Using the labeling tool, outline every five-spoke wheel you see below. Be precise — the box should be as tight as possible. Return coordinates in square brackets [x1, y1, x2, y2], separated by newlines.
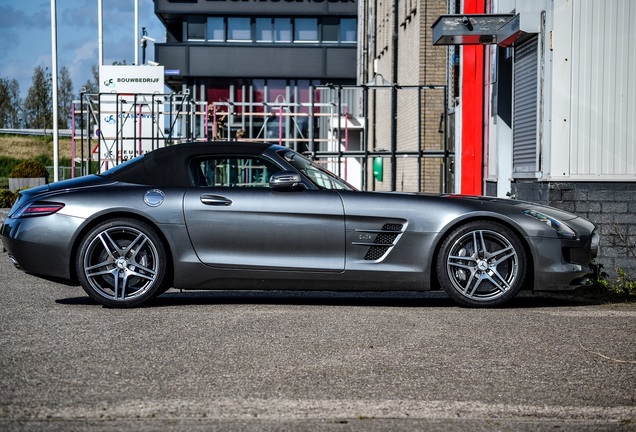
[436, 221, 527, 307]
[76, 218, 168, 307]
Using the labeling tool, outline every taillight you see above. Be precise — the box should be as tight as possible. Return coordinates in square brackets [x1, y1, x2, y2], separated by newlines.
[15, 202, 65, 218]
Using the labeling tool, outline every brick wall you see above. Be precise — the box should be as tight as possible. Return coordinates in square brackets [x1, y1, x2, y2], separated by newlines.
[363, 0, 448, 193]
[511, 181, 636, 280]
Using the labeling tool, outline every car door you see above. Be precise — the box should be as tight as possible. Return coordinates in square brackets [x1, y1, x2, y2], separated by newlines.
[183, 155, 345, 272]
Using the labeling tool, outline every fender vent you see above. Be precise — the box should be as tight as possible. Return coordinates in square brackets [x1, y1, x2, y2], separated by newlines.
[357, 223, 404, 261]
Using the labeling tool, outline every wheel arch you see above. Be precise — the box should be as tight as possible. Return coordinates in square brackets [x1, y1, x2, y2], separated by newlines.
[69, 211, 175, 287]
[428, 215, 535, 292]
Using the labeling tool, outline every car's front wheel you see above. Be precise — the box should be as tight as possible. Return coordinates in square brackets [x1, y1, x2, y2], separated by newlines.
[436, 221, 527, 307]
[76, 218, 168, 307]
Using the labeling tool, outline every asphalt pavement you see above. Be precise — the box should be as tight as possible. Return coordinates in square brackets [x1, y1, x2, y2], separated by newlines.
[0, 238, 635, 431]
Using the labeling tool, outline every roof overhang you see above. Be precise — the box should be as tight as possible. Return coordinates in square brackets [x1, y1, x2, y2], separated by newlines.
[432, 13, 530, 47]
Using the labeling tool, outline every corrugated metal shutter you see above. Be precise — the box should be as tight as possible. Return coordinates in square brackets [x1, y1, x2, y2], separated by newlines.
[512, 36, 539, 173]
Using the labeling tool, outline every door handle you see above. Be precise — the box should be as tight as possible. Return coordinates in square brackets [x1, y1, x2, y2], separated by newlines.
[200, 194, 233, 206]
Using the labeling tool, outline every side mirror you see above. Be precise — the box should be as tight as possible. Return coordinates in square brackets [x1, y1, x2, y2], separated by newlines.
[269, 171, 304, 190]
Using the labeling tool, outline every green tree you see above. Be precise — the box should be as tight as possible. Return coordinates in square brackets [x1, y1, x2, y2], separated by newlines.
[23, 65, 52, 129]
[58, 66, 74, 129]
[79, 64, 99, 96]
[0, 77, 22, 128]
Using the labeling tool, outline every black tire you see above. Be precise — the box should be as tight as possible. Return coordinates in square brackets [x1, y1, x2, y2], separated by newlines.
[76, 218, 169, 308]
[436, 221, 527, 307]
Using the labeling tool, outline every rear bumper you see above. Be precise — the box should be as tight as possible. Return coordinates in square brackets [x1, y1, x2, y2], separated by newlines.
[1, 214, 81, 282]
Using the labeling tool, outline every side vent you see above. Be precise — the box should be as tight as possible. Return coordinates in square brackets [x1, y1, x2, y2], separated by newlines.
[353, 223, 405, 262]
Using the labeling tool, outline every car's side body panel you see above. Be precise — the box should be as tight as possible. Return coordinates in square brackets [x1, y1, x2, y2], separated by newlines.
[182, 187, 346, 272]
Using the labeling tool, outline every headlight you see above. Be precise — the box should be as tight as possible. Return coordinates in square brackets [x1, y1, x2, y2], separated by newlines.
[522, 209, 577, 239]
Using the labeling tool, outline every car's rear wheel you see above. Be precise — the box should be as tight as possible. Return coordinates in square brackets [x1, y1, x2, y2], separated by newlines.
[436, 221, 527, 307]
[76, 218, 168, 307]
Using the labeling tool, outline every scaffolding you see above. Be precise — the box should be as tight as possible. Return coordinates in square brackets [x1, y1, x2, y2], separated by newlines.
[72, 84, 452, 193]
[71, 92, 208, 175]
[204, 84, 452, 192]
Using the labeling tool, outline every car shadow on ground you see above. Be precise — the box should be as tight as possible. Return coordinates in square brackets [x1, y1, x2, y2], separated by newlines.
[56, 289, 595, 309]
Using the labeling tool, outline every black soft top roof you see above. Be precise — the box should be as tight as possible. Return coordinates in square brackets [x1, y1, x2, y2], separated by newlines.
[102, 141, 275, 187]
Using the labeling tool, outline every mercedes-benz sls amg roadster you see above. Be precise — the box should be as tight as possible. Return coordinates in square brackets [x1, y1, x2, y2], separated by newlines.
[1, 142, 599, 308]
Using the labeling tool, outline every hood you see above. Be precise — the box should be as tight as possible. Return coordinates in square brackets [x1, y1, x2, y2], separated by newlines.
[438, 194, 581, 221]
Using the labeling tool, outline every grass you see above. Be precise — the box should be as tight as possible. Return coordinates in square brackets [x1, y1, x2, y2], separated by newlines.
[0, 135, 80, 184]
[0, 135, 74, 160]
[577, 268, 636, 303]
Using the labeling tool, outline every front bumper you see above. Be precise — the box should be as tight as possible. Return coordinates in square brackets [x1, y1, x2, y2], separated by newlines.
[531, 230, 599, 291]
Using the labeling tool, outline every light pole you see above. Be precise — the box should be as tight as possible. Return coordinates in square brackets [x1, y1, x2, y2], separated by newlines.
[50, 0, 59, 182]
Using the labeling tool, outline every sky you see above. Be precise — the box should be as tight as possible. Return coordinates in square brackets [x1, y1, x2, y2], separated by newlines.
[0, 0, 165, 98]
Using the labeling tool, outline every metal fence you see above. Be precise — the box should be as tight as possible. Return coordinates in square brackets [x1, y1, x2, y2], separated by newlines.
[71, 85, 453, 193]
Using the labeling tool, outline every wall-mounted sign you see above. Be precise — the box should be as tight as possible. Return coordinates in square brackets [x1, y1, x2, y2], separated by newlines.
[99, 65, 164, 94]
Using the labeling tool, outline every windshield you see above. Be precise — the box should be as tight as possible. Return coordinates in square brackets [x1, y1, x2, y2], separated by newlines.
[280, 150, 356, 191]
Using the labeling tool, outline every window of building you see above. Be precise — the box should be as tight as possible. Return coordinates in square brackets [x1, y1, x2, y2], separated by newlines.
[340, 19, 356, 43]
[188, 16, 356, 45]
[187, 16, 206, 41]
[207, 17, 225, 41]
[228, 17, 252, 42]
[274, 18, 292, 42]
[321, 18, 339, 43]
[252, 79, 265, 113]
[267, 80, 287, 105]
[255, 18, 273, 42]
[294, 18, 318, 43]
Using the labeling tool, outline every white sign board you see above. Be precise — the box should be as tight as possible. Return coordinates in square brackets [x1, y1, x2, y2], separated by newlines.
[97, 65, 165, 168]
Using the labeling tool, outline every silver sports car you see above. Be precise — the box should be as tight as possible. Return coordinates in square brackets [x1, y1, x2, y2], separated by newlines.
[1, 142, 599, 308]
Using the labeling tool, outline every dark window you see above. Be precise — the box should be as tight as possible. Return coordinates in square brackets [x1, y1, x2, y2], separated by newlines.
[191, 156, 282, 187]
[190, 16, 356, 44]
[321, 18, 339, 42]
[295, 19, 318, 42]
[255, 18, 273, 42]
[187, 16, 206, 41]
[207, 17, 225, 41]
[274, 18, 292, 42]
[228, 17, 251, 41]
[340, 19, 356, 43]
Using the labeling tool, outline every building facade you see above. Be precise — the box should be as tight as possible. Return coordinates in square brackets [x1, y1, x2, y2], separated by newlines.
[360, 0, 450, 192]
[153, 0, 358, 155]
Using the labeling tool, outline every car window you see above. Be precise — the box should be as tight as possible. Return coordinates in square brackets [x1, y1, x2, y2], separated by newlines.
[190, 156, 281, 187]
[99, 155, 144, 176]
[280, 150, 355, 191]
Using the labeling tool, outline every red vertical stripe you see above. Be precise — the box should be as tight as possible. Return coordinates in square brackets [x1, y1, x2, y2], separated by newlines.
[461, 0, 485, 195]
